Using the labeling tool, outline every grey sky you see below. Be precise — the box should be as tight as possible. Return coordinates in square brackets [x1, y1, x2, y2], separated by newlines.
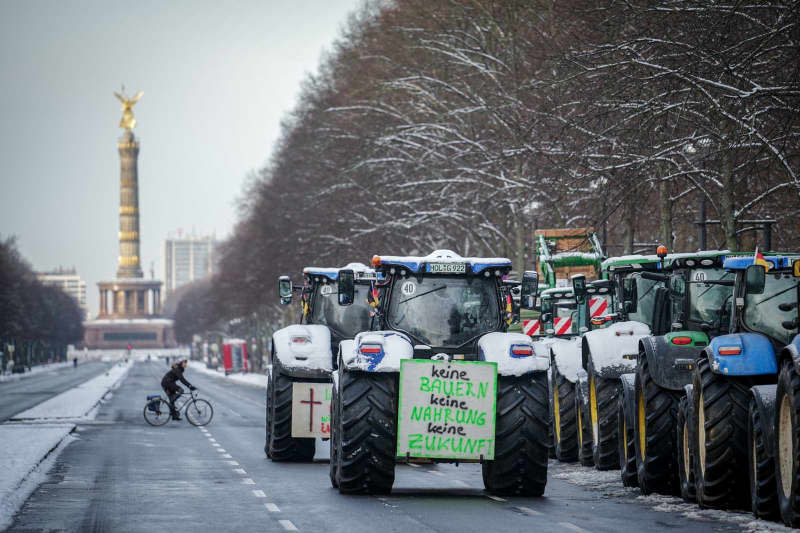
[0, 0, 362, 317]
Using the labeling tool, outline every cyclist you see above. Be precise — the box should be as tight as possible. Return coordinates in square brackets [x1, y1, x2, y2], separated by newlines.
[161, 359, 196, 420]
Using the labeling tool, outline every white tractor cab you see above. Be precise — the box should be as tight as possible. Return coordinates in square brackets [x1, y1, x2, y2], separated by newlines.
[534, 279, 615, 464]
[329, 250, 549, 496]
[267, 263, 376, 462]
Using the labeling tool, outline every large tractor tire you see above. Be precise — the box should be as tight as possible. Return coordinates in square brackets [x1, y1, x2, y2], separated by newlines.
[548, 371, 557, 459]
[329, 383, 340, 488]
[588, 359, 620, 470]
[677, 394, 697, 503]
[748, 393, 778, 520]
[483, 373, 549, 496]
[552, 368, 578, 462]
[338, 369, 397, 494]
[618, 394, 638, 487]
[776, 362, 800, 526]
[634, 356, 680, 495]
[576, 380, 594, 467]
[692, 357, 750, 509]
[266, 368, 315, 461]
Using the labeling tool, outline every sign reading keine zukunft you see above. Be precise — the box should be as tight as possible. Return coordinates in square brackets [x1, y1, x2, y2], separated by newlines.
[397, 359, 497, 460]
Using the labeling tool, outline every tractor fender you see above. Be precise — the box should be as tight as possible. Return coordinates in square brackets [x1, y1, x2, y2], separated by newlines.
[272, 324, 333, 378]
[619, 373, 636, 430]
[478, 332, 549, 376]
[780, 334, 800, 376]
[639, 334, 704, 391]
[549, 336, 583, 383]
[683, 383, 693, 406]
[340, 331, 413, 372]
[704, 333, 777, 376]
[582, 321, 650, 379]
[750, 385, 778, 460]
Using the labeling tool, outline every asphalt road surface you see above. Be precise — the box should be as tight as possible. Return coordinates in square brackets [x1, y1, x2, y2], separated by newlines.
[0, 361, 111, 423]
[8, 361, 756, 532]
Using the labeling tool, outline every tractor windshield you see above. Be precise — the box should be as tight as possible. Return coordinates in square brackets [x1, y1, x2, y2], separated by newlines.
[743, 273, 799, 346]
[689, 268, 733, 325]
[628, 274, 659, 326]
[387, 275, 500, 347]
[312, 283, 372, 338]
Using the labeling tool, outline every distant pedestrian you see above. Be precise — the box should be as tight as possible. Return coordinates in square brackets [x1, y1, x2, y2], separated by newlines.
[73, 357, 78, 368]
[7, 359, 14, 374]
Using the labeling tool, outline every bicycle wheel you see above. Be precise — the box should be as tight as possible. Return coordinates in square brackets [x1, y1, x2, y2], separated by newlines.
[143, 399, 170, 426]
[185, 399, 213, 426]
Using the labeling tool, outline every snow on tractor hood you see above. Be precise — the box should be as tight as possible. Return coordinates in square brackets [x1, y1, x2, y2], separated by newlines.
[582, 321, 651, 376]
[303, 262, 375, 281]
[549, 337, 583, 383]
[341, 331, 414, 372]
[272, 324, 333, 372]
[478, 332, 549, 376]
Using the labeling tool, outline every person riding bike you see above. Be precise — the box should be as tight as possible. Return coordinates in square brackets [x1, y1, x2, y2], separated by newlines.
[161, 359, 196, 420]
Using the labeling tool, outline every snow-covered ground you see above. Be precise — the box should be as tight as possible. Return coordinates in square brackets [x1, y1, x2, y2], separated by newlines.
[0, 424, 76, 530]
[0, 361, 71, 383]
[67, 347, 190, 362]
[549, 461, 794, 532]
[11, 361, 131, 421]
[188, 361, 268, 388]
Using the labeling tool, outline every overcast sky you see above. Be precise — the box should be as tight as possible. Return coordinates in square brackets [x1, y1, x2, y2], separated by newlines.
[0, 0, 362, 317]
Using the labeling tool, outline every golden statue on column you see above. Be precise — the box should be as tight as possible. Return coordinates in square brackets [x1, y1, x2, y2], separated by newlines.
[114, 87, 143, 130]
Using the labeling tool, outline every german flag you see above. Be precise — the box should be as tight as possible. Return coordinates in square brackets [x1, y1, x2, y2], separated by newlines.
[754, 248, 771, 271]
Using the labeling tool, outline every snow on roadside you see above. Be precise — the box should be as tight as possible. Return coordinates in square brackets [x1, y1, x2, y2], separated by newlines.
[0, 424, 75, 530]
[11, 361, 132, 420]
[549, 461, 793, 532]
[188, 361, 268, 389]
[0, 362, 71, 383]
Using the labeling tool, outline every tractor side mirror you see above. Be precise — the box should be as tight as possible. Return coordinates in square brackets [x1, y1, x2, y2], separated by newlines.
[540, 312, 553, 324]
[278, 276, 292, 305]
[338, 269, 355, 306]
[521, 271, 538, 309]
[572, 274, 587, 303]
[745, 264, 766, 295]
[622, 278, 638, 313]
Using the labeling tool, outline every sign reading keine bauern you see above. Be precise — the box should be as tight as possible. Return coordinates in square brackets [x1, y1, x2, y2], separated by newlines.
[397, 359, 497, 460]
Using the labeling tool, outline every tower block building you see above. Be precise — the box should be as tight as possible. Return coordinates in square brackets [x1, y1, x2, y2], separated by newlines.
[83, 89, 175, 349]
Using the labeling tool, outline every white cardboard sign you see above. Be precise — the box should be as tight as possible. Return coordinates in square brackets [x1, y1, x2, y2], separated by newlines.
[397, 360, 497, 460]
[291, 382, 332, 438]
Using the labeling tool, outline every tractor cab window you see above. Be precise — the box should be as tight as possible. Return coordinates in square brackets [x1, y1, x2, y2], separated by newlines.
[743, 273, 799, 346]
[386, 275, 500, 347]
[312, 282, 372, 338]
[689, 268, 733, 330]
[628, 274, 659, 326]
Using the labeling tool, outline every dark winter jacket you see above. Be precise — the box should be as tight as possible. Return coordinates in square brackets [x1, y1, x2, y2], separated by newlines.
[161, 364, 193, 389]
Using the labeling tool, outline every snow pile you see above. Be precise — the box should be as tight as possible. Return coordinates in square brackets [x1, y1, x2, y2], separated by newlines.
[550, 462, 635, 498]
[272, 324, 333, 372]
[11, 361, 131, 420]
[0, 362, 71, 383]
[639, 494, 793, 532]
[582, 321, 650, 375]
[188, 361, 268, 388]
[0, 424, 75, 530]
[550, 337, 583, 382]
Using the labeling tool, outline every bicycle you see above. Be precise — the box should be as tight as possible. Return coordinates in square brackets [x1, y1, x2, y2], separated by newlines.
[143, 390, 213, 427]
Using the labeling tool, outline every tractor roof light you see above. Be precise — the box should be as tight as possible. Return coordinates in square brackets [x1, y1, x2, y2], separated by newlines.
[371, 255, 382, 268]
[657, 245, 668, 259]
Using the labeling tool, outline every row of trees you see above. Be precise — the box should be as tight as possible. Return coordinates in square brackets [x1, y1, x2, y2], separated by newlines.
[176, 0, 800, 340]
[0, 236, 84, 370]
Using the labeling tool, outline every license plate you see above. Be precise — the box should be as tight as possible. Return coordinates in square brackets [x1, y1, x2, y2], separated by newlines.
[428, 263, 466, 274]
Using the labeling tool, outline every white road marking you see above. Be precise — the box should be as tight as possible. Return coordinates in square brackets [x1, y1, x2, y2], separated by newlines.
[242, 478, 256, 485]
[234, 468, 247, 475]
[559, 522, 592, 533]
[208, 438, 216, 442]
[252, 489, 266, 498]
[406, 463, 420, 468]
[222, 454, 233, 458]
[453, 480, 470, 487]
[430, 471, 445, 476]
[487, 495, 507, 502]
[279, 520, 298, 531]
[216, 449, 226, 453]
[265, 503, 280, 512]
[516, 506, 542, 516]
[212, 443, 221, 447]
[225, 460, 239, 465]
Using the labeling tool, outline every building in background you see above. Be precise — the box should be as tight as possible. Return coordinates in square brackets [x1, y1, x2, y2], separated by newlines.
[164, 232, 218, 298]
[37, 267, 88, 318]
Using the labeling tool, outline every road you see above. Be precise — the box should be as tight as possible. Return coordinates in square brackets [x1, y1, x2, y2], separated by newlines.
[0, 361, 111, 422]
[8, 360, 758, 532]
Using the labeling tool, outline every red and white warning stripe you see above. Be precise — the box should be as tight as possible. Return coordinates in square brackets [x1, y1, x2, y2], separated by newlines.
[554, 317, 572, 335]
[590, 297, 608, 318]
[523, 319, 540, 336]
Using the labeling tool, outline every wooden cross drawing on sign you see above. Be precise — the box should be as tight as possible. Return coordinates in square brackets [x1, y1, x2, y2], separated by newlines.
[300, 388, 322, 432]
